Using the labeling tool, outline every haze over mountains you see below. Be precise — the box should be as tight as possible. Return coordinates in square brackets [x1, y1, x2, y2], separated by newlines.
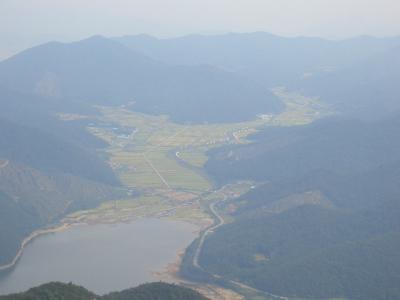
[0, 32, 400, 300]
[116, 33, 400, 84]
[116, 32, 400, 120]
[2, 33, 400, 123]
[0, 36, 282, 124]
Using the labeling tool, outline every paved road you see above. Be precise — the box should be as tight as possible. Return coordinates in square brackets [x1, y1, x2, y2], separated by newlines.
[193, 194, 227, 269]
[192, 190, 289, 300]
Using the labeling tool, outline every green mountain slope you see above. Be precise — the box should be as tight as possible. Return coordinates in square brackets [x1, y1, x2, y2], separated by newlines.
[0, 160, 121, 266]
[0, 118, 117, 185]
[198, 114, 400, 300]
[205, 116, 400, 184]
[0, 90, 121, 267]
[200, 201, 400, 299]
[0, 86, 103, 150]
[302, 45, 400, 120]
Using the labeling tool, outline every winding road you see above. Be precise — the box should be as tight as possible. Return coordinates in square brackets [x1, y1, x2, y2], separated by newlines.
[192, 191, 289, 300]
[193, 194, 227, 269]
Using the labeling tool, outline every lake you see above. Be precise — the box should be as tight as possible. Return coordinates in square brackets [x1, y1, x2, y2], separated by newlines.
[0, 218, 198, 295]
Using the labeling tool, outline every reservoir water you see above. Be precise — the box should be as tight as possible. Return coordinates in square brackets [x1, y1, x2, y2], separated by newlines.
[0, 218, 198, 295]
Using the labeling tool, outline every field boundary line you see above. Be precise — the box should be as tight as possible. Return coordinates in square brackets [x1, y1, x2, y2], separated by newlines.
[142, 153, 171, 189]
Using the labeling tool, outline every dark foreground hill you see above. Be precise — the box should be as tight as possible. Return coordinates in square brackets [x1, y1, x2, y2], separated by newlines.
[0, 282, 209, 300]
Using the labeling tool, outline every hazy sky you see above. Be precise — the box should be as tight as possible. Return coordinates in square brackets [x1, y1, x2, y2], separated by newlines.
[1, 0, 400, 59]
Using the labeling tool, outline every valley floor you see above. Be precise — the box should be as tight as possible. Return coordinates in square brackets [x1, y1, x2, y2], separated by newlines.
[1, 88, 328, 300]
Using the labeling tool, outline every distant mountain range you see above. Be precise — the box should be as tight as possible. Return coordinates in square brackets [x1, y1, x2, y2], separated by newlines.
[0, 282, 208, 300]
[115, 32, 400, 120]
[2, 33, 400, 122]
[301, 44, 400, 119]
[1, 32, 400, 300]
[0, 35, 282, 124]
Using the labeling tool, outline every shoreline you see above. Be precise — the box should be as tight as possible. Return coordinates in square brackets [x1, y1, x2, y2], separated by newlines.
[152, 250, 244, 300]
[0, 215, 201, 273]
[0, 214, 241, 300]
[0, 223, 71, 272]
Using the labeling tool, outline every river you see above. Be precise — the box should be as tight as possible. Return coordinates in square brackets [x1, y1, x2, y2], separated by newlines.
[0, 218, 197, 295]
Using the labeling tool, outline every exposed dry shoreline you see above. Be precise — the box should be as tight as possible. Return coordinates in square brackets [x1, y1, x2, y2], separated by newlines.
[153, 249, 244, 300]
[0, 216, 241, 300]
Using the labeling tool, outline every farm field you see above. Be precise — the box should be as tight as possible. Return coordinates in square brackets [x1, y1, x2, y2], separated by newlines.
[87, 87, 328, 199]
[89, 108, 258, 193]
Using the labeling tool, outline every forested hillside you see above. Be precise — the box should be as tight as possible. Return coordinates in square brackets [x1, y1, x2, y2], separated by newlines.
[199, 113, 400, 300]
[0, 88, 122, 267]
[301, 45, 400, 120]
[0, 160, 121, 266]
[0, 118, 116, 184]
[201, 203, 400, 300]
[205, 115, 400, 184]
[0, 86, 102, 149]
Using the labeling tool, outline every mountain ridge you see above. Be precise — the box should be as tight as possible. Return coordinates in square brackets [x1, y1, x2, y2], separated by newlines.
[0, 35, 282, 124]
